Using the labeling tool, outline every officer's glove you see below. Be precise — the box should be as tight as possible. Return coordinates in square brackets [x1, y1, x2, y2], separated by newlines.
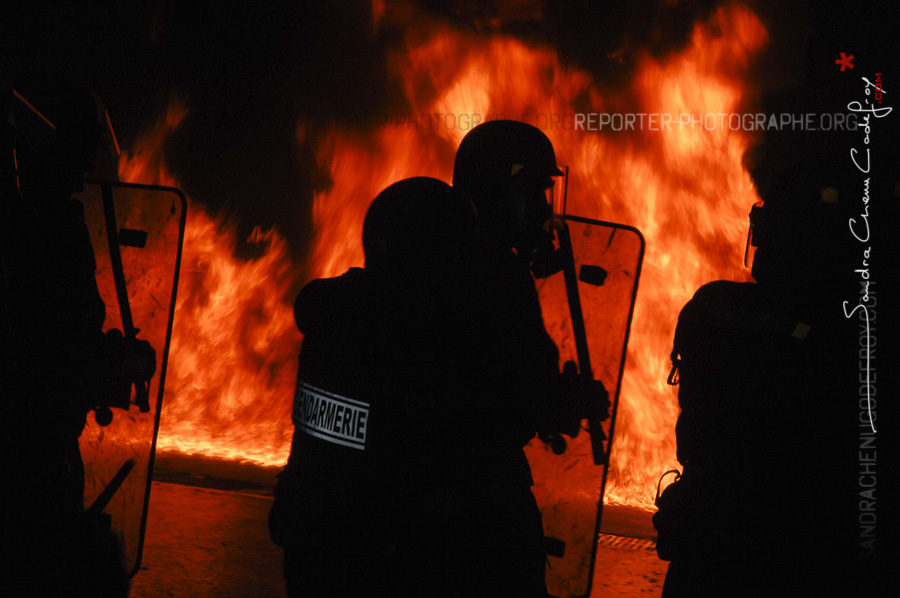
[535, 361, 611, 459]
[105, 329, 156, 381]
[124, 336, 157, 383]
[559, 360, 610, 433]
[97, 329, 157, 411]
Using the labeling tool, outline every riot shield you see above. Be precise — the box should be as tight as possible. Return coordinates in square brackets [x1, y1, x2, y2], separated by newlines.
[74, 180, 186, 578]
[525, 216, 644, 598]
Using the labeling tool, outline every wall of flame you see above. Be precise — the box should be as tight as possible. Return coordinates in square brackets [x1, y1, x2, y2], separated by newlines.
[121, 5, 767, 508]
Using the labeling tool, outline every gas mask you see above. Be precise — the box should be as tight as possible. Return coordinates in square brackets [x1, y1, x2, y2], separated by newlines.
[512, 166, 569, 278]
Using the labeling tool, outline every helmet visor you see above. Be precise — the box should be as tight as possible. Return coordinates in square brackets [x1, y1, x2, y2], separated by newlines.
[743, 200, 764, 269]
[547, 165, 569, 230]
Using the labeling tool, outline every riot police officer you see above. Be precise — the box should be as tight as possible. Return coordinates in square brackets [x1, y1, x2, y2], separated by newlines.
[272, 124, 606, 597]
[658, 157, 863, 597]
[1, 74, 155, 597]
[271, 177, 485, 598]
[451, 120, 609, 597]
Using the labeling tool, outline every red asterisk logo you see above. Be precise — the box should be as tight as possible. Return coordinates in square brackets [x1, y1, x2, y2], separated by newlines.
[835, 52, 855, 72]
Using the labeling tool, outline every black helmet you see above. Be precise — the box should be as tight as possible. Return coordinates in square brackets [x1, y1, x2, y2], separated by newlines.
[453, 120, 563, 194]
[7, 72, 118, 202]
[746, 161, 853, 290]
[362, 177, 476, 277]
[452, 120, 563, 261]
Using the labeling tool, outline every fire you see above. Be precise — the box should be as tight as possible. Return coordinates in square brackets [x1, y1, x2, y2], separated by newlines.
[119, 100, 302, 465]
[122, 4, 767, 508]
[309, 3, 767, 508]
[596, 7, 767, 505]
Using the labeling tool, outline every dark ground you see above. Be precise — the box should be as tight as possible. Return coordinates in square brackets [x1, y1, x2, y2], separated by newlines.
[128, 454, 665, 598]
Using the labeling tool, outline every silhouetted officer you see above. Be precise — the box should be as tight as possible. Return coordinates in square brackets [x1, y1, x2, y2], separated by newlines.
[1, 74, 155, 597]
[271, 177, 487, 598]
[273, 121, 605, 596]
[452, 120, 608, 597]
[658, 158, 863, 597]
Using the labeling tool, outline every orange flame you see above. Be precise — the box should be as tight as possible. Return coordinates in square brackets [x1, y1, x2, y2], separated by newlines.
[597, 7, 767, 505]
[308, 4, 767, 508]
[119, 99, 301, 465]
[123, 4, 767, 508]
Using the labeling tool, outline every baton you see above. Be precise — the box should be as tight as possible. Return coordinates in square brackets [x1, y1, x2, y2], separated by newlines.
[557, 220, 608, 466]
[101, 182, 150, 412]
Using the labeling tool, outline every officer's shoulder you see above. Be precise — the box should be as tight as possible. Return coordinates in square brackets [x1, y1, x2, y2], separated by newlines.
[39, 198, 88, 228]
[69, 198, 87, 218]
[294, 268, 368, 333]
[677, 280, 755, 327]
[298, 268, 366, 297]
[688, 280, 752, 305]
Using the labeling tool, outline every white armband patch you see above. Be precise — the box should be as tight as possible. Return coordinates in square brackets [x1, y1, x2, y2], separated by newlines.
[293, 381, 369, 450]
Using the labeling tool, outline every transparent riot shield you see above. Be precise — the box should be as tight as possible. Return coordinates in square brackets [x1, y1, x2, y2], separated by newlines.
[525, 216, 644, 598]
[74, 180, 186, 578]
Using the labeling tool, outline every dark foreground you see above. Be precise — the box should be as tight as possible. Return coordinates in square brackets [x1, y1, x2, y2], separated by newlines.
[129, 478, 666, 597]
